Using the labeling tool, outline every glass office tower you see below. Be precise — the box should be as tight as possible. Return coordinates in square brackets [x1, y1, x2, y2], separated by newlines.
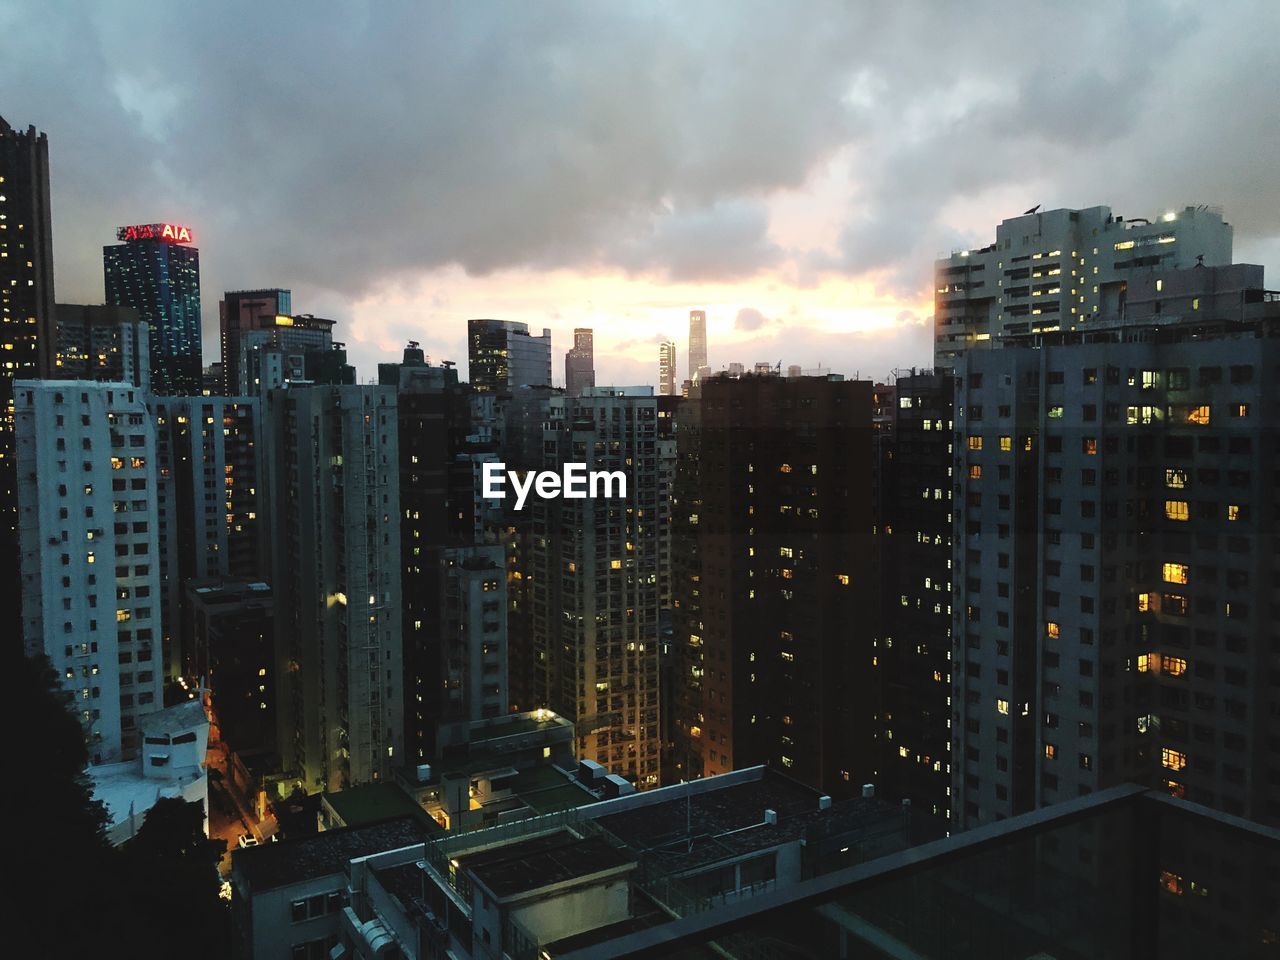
[104, 223, 202, 395]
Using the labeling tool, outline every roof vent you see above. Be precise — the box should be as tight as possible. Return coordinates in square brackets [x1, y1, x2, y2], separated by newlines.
[817, 795, 832, 811]
[861, 784, 875, 799]
[764, 808, 778, 826]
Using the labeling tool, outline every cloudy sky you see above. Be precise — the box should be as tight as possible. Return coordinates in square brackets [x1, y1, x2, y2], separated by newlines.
[5, 0, 1279, 386]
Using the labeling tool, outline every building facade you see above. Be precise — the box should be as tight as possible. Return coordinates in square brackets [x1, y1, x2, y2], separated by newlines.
[950, 307, 1280, 829]
[675, 374, 878, 798]
[219, 288, 292, 395]
[878, 370, 955, 833]
[103, 223, 203, 395]
[467, 318, 552, 393]
[531, 388, 666, 788]
[52, 303, 150, 389]
[658, 340, 677, 396]
[688, 309, 708, 380]
[934, 205, 1233, 369]
[266, 384, 404, 792]
[565, 326, 595, 397]
[15, 380, 165, 762]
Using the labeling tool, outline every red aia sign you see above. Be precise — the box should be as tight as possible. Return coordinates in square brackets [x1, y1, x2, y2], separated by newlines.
[116, 223, 194, 244]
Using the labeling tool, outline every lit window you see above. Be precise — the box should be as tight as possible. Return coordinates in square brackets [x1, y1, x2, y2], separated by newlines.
[1164, 657, 1187, 677]
[997, 699, 1009, 715]
[1046, 622, 1060, 639]
[1164, 501, 1190, 522]
[1163, 563, 1189, 585]
[968, 436, 982, 451]
[1082, 438, 1097, 455]
[1137, 592, 1151, 612]
[1162, 747, 1187, 771]
[1185, 405, 1211, 425]
[1164, 468, 1187, 489]
[1044, 743, 1057, 760]
[969, 464, 982, 480]
[1227, 504, 1241, 522]
[999, 436, 1012, 452]
[1232, 403, 1250, 418]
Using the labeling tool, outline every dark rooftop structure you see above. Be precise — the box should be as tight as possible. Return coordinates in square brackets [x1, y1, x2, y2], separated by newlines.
[320, 782, 444, 833]
[232, 816, 429, 892]
[458, 830, 634, 899]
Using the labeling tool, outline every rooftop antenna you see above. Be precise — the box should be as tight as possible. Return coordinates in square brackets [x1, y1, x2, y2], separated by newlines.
[1024, 204, 1041, 215]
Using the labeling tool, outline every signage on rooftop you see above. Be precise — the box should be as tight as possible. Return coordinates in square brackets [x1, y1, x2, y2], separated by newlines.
[116, 223, 194, 244]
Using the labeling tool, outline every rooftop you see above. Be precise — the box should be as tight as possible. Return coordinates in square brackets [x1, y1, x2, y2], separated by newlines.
[139, 699, 208, 737]
[592, 768, 847, 872]
[323, 783, 444, 833]
[233, 817, 429, 892]
[457, 830, 634, 900]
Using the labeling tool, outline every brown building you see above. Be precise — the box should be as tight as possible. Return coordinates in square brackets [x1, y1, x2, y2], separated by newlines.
[676, 374, 878, 797]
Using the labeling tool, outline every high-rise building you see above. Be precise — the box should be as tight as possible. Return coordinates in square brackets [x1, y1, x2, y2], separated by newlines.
[467, 318, 552, 393]
[688, 309, 708, 380]
[877, 370, 955, 833]
[658, 340, 677, 396]
[0, 116, 56, 379]
[674, 374, 878, 797]
[103, 223, 202, 395]
[185, 577, 274, 754]
[382, 346, 507, 762]
[950, 263, 1280, 830]
[152, 395, 263, 679]
[531, 388, 666, 788]
[265, 383, 403, 792]
[219, 289, 291, 395]
[15, 380, 165, 763]
[934, 205, 1232, 369]
[564, 327, 595, 396]
[52, 304, 150, 389]
[2, 116, 58, 640]
[234, 312, 336, 397]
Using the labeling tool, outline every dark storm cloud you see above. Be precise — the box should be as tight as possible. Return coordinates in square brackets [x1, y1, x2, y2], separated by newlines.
[4, 0, 1278, 360]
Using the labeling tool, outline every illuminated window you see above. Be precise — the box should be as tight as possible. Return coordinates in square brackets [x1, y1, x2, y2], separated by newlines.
[1164, 468, 1187, 489]
[1163, 594, 1188, 617]
[781, 651, 795, 662]
[968, 436, 983, 450]
[1082, 438, 1097, 455]
[1044, 743, 1057, 760]
[1137, 653, 1155, 673]
[969, 464, 982, 480]
[836, 574, 850, 585]
[1185, 405, 1211, 425]
[1162, 747, 1187, 771]
[1164, 501, 1190, 522]
[1137, 592, 1151, 612]
[997, 699, 1009, 715]
[1046, 622, 1060, 639]
[779, 463, 793, 474]
[1163, 563, 1188, 585]
[999, 436, 1012, 452]
[1164, 656, 1187, 677]
[1232, 403, 1250, 418]
[1227, 504, 1241, 522]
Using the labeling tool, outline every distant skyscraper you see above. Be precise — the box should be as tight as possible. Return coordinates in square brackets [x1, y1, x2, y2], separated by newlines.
[564, 327, 595, 396]
[658, 340, 677, 396]
[2, 116, 57, 638]
[532, 388, 666, 788]
[15, 380, 165, 763]
[219, 289, 291, 395]
[934, 205, 1232, 369]
[467, 319, 552, 393]
[104, 223, 202, 395]
[53, 304, 150, 389]
[265, 383, 403, 792]
[674, 374, 878, 797]
[688, 310, 707, 380]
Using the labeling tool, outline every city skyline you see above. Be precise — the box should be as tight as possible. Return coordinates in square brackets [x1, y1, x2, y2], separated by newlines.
[6, 2, 1279, 387]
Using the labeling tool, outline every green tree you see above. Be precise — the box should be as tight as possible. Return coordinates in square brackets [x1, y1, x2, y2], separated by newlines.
[123, 797, 230, 958]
